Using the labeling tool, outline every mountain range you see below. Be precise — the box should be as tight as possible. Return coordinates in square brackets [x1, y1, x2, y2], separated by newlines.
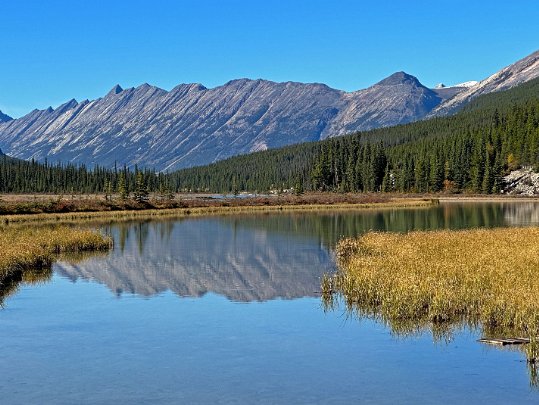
[0, 49, 537, 171]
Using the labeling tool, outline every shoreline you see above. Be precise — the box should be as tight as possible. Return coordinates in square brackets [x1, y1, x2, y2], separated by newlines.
[2, 193, 539, 225]
[324, 227, 539, 364]
[0, 198, 436, 225]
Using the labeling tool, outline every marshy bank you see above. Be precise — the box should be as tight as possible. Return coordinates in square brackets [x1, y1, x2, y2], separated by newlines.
[0, 192, 394, 216]
[0, 196, 437, 225]
[0, 227, 112, 283]
[322, 227, 539, 382]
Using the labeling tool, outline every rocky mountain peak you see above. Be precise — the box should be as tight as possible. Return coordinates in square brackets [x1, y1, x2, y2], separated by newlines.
[56, 99, 79, 113]
[376, 71, 422, 87]
[171, 83, 207, 93]
[224, 78, 257, 87]
[107, 84, 124, 96]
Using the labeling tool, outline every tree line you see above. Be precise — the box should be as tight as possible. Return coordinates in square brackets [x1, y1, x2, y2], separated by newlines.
[0, 157, 170, 200]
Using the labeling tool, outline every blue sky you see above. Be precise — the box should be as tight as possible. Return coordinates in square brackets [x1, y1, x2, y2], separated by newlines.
[1, 0, 538, 118]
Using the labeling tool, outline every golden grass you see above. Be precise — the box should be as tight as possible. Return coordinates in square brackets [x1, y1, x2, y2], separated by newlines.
[0, 198, 436, 225]
[324, 227, 539, 361]
[0, 227, 112, 278]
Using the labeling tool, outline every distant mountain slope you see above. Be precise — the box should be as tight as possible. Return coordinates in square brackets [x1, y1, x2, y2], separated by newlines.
[0, 111, 12, 123]
[431, 50, 539, 116]
[0, 74, 458, 171]
[323, 72, 443, 138]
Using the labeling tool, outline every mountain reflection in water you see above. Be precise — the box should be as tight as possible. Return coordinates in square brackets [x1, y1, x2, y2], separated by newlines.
[50, 202, 539, 302]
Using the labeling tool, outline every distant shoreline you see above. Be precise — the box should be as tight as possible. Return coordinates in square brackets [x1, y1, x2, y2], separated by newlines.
[1, 193, 538, 225]
[0, 194, 435, 224]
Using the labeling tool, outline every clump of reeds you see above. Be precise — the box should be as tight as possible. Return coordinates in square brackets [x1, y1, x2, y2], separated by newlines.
[323, 227, 539, 361]
[0, 226, 112, 278]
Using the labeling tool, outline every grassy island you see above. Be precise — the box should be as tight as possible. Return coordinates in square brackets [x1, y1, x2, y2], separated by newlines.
[323, 227, 539, 364]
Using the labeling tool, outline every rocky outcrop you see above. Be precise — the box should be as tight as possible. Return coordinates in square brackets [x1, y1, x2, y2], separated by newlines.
[503, 167, 539, 195]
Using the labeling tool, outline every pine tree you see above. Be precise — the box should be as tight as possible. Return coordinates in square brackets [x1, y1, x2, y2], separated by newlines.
[381, 164, 391, 192]
[118, 172, 128, 200]
[104, 179, 113, 201]
[294, 177, 304, 196]
[429, 155, 444, 192]
[134, 171, 149, 202]
[232, 176, 239, 197]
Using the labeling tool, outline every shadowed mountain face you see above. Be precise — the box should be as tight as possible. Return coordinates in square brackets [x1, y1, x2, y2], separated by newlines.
[0, 111, 12, 123]
[0, 73, 455, 171]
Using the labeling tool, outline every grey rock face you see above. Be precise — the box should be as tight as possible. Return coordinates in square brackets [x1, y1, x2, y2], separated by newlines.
[430, 50, 539, 117]
[322, 72, 443, 138]
[0, 73, 455, 170]
[503, 167, 539, 196]
[0, 110, 12, 123]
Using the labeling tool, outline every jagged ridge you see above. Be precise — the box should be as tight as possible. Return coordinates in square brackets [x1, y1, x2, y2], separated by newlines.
[0, 73, 455, 171]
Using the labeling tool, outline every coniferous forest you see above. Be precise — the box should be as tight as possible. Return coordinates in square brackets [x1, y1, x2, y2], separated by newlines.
[1, 77, 538, 195]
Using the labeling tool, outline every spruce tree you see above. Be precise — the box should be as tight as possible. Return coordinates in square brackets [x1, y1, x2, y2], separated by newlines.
[118, 172, 128, 200]
[134, 171, 149, 202]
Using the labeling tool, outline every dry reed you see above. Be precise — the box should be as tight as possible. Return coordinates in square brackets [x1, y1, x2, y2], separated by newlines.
[0, 227, 112, 277]
[324, 227, 539, 362]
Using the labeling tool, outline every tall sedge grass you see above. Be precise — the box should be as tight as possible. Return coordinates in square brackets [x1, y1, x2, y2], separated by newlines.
[0, 227, 112, 278]
[323, 228, 539, 365]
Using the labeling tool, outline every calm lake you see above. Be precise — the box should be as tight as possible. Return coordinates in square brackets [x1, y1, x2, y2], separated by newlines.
[1, 202, 539, 404]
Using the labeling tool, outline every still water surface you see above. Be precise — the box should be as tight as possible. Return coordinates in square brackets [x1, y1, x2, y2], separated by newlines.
[1, 202, 539, 404]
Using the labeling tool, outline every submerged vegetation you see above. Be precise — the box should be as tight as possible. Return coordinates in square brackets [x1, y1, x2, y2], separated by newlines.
[322, 227, 539, 382]
[0, 227, 112, 279]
